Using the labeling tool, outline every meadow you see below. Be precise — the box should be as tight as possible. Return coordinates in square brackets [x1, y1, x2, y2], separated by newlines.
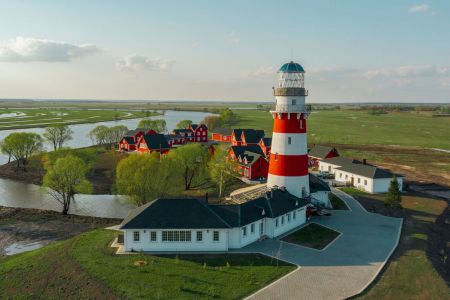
[0, 108, 155, 130]
[0, 229, 295, 299]
[233, 109, 450, 150]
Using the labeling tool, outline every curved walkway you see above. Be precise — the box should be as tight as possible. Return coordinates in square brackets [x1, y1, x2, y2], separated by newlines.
[241, 189, 403, 300]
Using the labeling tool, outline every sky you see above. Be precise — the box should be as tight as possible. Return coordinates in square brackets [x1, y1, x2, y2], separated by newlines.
[0, 0, 449, 103]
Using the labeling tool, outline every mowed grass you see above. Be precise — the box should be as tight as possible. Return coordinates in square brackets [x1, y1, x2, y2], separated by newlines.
[0, 108, 154, 130]
[356, 193, 450, 299]
[0, 229, 295, 299]
[281, 223, 340, 250]
[233, 109, 450, 149]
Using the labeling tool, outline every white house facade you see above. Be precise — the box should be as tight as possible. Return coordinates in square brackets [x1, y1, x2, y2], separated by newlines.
[318, 157, 403, 194]
[120, 187, 313, 252]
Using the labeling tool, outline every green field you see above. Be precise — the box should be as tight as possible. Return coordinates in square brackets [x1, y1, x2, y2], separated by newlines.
[0, 229, 295, 299]
[0, 108, 157, 130]
[356, 193, 449, 299]
[233, 109, 450, 149]
[281, 223, 340, 250]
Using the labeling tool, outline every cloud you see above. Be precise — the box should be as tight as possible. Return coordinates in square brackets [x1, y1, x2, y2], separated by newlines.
[245, 66, 277, 78]
[228, 31, 240, 44]
[0, 37, 100, 62]
[361, 65, 450, 79]
[116, 54, 175, 72]
[408, 4, 430, 13]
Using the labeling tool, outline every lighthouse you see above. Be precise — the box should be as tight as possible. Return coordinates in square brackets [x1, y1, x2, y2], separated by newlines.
[267, 61, 310, 198]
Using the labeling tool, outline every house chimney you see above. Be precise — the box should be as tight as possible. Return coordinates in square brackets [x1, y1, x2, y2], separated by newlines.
[363, 159, 367, 165]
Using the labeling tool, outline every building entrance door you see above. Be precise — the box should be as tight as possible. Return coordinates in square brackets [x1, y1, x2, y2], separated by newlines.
[259, 222, 264, 236]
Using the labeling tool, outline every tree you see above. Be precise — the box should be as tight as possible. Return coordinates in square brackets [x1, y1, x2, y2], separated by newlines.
[0, 132, 43, 170]
[0, 139, 13, 163]
[168, 143, 209, 190]
[105, 125, 129, 146]
[201, 115, 221, 131]
[385, 176, 402, 208]
[43, 155, 92, 215]
[115, 153, 180, 206]
[88, 125, 109, 145]
[43, 124, 74, 151]
[219, 108, 237, 125]
[208, 146, 237, 198]
[138, 119, 167, 133]
[176, 119, 193, 129]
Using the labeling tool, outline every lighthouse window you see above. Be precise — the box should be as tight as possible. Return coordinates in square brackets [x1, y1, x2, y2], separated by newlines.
[274, 153, 278, 161]
[288, 137, 292, 145]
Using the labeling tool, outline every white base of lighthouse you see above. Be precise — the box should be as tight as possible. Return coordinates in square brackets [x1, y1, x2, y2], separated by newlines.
[267, 174, 310, 198]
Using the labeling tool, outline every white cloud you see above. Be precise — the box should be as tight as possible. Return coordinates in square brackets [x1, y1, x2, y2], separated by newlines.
[0, 37, 100, 62]
[246, 66, 277, 78]
[228, 31, 240, 44]
[361, 65, 449, 79]
[116, 54, 175, 72]
[408, 4, 430, 13]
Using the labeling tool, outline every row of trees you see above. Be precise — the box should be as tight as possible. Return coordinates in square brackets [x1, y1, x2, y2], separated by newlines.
[88, 125, 128, 147]
[115, 144, 237, 206]
[137, 119, 167, 132]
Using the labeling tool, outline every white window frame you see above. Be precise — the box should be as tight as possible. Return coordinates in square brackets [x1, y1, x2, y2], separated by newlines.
[133, 231, 140, 242]
[196, 231, 203, 242]
[213, 230, 220, 242]
[150, 231, 157, 242]
[250, 223, 255, 234]
[242, 226, 247, 237]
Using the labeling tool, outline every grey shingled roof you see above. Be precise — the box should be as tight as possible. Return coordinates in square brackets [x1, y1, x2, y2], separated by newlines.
[336, 163, 398, 179]
[261, 137, 272, 147]
[321, 156, 360, 166]
[120, 198, 231, 229]
[309, 174, 331, 193]
[230, 145, 265, 158]
[121, 189, 309, 229]
[308, 145, 338, 159]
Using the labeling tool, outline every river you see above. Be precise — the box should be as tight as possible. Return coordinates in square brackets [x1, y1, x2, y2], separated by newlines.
[0, 110, 211, 218]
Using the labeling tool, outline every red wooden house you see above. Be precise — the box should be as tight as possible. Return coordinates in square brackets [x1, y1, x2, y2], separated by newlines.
[119, 136, 137, 151]
[189, 123, 208, 143]
[231, 129, 265, 146]
[308, 145, 340, 168]
[119, 128, 157, 152]
[211, 127, 233, 142]
[259, 137, 272, 157]
[136, 133, 170, 154]
[228, 145, 269, 180]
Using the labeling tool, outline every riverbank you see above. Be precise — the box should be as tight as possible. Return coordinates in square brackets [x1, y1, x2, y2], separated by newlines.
[0, 146, 124, 194]
[0, 206, 120, 256]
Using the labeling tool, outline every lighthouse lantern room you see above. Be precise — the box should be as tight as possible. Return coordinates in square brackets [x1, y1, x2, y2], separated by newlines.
[267, 61, 311, 199]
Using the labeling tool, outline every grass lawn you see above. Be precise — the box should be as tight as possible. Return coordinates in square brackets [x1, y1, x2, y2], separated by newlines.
[281, 223, 340, 250]
[329, 193, 349, 210]
[0, 229, 295, 299]
[355, 193, 450, 299]
[0, 108, 157, 130]
[233, 109, 450, 149]
[338, 187, 370, 196]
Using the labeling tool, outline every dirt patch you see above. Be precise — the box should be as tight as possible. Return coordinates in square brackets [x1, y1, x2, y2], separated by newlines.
[0, 206, 120, 256]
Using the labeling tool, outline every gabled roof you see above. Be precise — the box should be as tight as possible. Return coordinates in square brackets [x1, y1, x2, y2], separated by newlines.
[173, 129, 192, 134]
[321, 156, 360, 166]
[238, 151, 266, 167]
[121, 188, 309, 230]
[309, 174, 331, 193]
[230, 145, 265, 158]
[242, 129, 265, 144]
[190, 124, 198, 130]
[260, 137, 272, 147]
[308, 145, 338, 159]
[232, 129, 243, 141]
[336, 163, 400, 179]
[210, 188, 308, 227]
[120, 198, 231, 229]
[121, 136, 135, 144]
[141, 134, 170, 150]
[212, 127, 233, 135]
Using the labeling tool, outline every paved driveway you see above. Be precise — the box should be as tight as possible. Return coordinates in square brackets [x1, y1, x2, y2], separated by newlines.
[240, 189, 403, 300]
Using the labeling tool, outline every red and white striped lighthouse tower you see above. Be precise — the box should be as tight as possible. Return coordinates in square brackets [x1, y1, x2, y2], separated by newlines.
[267, 61, 310, 198]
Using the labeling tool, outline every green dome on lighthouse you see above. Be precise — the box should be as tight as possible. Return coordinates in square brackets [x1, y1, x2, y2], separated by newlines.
[278, 61, 305, 73]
